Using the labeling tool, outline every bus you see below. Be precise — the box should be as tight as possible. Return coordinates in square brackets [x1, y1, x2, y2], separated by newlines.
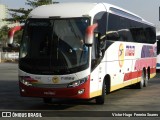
[19, 2, 156, 104]
[156, 32, 160, 69]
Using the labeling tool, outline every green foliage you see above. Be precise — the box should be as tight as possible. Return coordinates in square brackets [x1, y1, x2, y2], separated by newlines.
[26, 0, 52, 8]
[0, 26, 9, 42]
[6, 0, 56, 23]
[3, 0, 58, 45]
[1, 0, 59, 46]
[7, 8, 32, 23]
[14, 30, 23, 44]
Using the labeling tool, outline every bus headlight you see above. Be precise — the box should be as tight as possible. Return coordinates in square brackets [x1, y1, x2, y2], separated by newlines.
[19, 77, 32, 86]
[68, 77, 88, 88]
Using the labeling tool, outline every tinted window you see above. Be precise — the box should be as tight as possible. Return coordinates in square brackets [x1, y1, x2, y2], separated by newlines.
[91, 12, 107, 70]
[108, 13, 156, 44]
[130, 28, 146, 43]
[93, 12, 107, 38]
[108, 13, 133, 42]
[20, 18, 90, 75]
[144, 26, 156, 44]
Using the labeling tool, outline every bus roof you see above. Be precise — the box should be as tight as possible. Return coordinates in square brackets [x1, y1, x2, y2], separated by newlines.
[28, 2, 154, 26]
[29, 2, 96, 18]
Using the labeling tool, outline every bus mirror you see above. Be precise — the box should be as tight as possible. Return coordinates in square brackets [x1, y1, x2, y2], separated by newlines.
[106, 31, 120, 41]
[85, 23, 98, 46]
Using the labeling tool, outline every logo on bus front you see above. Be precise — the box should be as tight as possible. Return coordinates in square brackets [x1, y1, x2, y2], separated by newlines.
[118, 43, 124, 68]
[52, 76, 59, 84]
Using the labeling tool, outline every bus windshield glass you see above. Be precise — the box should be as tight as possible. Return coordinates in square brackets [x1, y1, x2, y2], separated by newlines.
[19, 18, 90, 75]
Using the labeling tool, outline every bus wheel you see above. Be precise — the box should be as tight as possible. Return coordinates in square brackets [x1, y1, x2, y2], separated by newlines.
[43, 98, 52, 104]
[95, 81, 106, 105]
[144, 71, 149, 87]
[135, 71, 145, 89]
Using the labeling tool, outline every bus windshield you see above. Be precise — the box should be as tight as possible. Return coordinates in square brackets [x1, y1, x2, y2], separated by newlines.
[19, 18, 90, 75]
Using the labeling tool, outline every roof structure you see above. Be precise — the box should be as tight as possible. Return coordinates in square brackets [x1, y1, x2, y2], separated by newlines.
[28, 2, 154, 26]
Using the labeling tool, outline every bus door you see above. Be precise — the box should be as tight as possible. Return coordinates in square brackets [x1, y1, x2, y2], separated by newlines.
[90, 12, 107, 95]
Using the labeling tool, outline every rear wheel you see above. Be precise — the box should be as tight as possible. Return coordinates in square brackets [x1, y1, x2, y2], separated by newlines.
[95, 81, 106, 104]
[134, 71, 145, 89]
[144, 71, 149, 87]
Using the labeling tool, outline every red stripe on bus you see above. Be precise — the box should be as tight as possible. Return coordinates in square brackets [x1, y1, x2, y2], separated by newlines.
[124, 71, 142, 81]
[150, 67, 156, 74]
[124, 67, 156, 81]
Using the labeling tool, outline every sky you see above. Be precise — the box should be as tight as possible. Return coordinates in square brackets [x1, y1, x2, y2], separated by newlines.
[1, 0, 160, 31]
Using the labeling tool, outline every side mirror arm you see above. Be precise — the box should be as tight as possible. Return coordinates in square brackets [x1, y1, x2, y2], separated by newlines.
[85, 23, 98, 46]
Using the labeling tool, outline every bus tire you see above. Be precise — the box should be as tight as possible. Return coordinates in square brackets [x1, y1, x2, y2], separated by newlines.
[135, 71, 145, 89]
[95, 81, 106, 105]
[43, 98, 52, 104]
[144, 71, 149, 87]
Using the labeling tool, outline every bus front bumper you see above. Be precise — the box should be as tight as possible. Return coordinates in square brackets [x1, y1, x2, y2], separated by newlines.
[19, 80, 90, 99]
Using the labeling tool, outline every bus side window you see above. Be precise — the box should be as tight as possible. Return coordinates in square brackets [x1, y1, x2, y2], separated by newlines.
[144, 27, 156, 44]
[130, 28, 146, 43]
[108, 13, 131, 42]
[91, 12, 107, 69]
[92, 12, 107, 58]
[93, 12, 107, 39]
[118, 29, 133, 42]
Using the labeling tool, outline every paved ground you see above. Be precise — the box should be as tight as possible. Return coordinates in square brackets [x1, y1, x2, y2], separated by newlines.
[0, 63, 160, 120]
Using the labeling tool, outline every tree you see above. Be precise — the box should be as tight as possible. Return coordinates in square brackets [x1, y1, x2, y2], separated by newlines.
[6, 0, 56, 23]
[4, 0, 58, 46]
[0, 26, 9, 46]
[26, 0, 52, 8]
[7, 8, 31, 23]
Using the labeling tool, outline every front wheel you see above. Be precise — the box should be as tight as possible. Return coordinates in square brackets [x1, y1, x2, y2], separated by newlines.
[95, 81, 106, 104]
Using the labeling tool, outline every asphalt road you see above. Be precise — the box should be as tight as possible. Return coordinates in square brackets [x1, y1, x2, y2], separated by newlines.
[0, 63, 160, 120]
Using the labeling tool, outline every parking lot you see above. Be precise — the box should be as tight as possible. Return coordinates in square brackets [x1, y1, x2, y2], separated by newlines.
[0, 63, 160, 119]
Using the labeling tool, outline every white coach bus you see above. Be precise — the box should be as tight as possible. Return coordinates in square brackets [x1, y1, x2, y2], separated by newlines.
[19, 2, 156, 104]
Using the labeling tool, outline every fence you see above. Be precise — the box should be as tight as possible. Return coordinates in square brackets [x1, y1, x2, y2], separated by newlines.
[0, 52, 19, 63]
